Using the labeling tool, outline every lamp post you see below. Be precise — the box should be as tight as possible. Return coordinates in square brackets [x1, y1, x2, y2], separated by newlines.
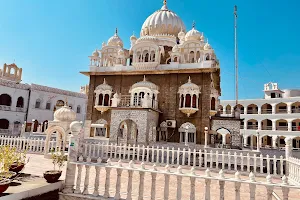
[204, 127, 209, 148]
[256, 130, 260, 152]
[31, 119, 35, 133]
[184, 125, 189, 146]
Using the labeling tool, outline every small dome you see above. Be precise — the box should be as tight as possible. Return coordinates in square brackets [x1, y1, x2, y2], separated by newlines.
[54, 104, 76, 122]
[204, 42, 212, 50]
[95, 78, 113, 91]
[130, 33, 137, 41]
[141, 1, 185, 37]
[108, 28, 123, 47]
[172, 44, 180, 52]
[178, 28, 186, 40]
[131, 76, 159, 91]
[178, 77, 200, 92]
[113, 93, 119, 98]
[92, 49, 99, 57]
[185, 23, 201, 41]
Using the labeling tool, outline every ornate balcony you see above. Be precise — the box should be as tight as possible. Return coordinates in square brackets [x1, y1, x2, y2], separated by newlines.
[94, 106, 110, 114]
[179, 107, 198, 117]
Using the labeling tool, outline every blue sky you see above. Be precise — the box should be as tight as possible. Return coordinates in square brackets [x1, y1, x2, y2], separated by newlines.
[0, 0, 299, 100]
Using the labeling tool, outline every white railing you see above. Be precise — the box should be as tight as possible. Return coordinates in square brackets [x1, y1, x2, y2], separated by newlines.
[277, 126, 288, 131]
[261, 109, 272, 114]
[0, 135, 59, 153]
[0, 105, 11, 111]
[82, 142, 286, 176]
[62, 158, 297, 200]
[288, 157, 300, 185]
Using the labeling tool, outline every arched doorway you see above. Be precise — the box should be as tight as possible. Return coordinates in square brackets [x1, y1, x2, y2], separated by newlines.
[33, 120, 39, 132]
[117, 119, 138, 145]
[42, 120, 48, 132]
[215, 128, 231, 147]
[53, 100, 65, 112]
[13, 121, 21, 135]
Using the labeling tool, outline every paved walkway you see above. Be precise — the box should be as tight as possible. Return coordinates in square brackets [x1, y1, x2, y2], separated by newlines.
[24, 154, 300, 200]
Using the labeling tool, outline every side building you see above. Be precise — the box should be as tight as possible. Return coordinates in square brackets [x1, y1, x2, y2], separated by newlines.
[0, 63, 87, 135]
[220, 82, 300, 150]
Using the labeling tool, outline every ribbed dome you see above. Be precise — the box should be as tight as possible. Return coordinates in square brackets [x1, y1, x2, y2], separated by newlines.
[204, 42, 212, 50]
[185, 27, 201, 41]
[130, 34, 137, 41]
[95, 79, 113, 91]
[108, 28, 123, 47]
[92, 49, 99, 57]
[140, 1, 185, 37]
[54, 105, 76, 122]
[131, 76, 159, 91]
[179, 77, 200, 92]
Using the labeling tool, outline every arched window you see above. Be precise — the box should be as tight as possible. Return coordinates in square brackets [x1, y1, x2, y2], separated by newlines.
[145, 53, 149, 62]
[152, 94, 155, 108]
[0, 94, 12, 106]
[104, 94, 109, 106]
[35, 99, 41, 109]
[174, 57, 178, 62]
[185, 94, 191, 107]
[181, 94, 184, 108]
[133, 93, 138, 106]
[99, 94, 103, 106]
[16, 97, 24, 108]
[211, 97, 216, 110]
[138, 92, 145, 106]
[0, 119, 9, 129]
[46, 101, 51, 110]
[77, 105, 81, 113]
[205, 54, 210, 60]
[192, 94, 197, 108]
[190, 51, 195, 63]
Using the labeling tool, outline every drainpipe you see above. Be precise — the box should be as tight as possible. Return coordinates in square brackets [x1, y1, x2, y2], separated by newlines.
[24, 87, 31, 123]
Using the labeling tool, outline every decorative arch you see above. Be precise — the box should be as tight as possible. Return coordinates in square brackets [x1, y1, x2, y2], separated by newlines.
[178, 122, 196, 144]
[16, 96, 24, 108]
[0, 119, 9, 129]
[44, 125, 67, 155]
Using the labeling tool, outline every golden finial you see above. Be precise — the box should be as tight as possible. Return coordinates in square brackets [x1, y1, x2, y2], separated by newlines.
[192, 21, 196, 28]
[163, 0, 167, 6]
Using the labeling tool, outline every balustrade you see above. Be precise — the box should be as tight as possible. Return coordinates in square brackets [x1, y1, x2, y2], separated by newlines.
[63, 158, 296, 200]
[0, 105, 11, 111]
[81, 141, 286, 176]
[277, 126, 288, 131]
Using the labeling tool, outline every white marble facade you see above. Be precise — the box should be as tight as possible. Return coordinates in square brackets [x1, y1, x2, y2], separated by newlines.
[0, 63, 87, 135]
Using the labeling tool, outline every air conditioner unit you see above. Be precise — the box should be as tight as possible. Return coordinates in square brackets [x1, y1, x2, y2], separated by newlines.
[166, 120, 176, 128]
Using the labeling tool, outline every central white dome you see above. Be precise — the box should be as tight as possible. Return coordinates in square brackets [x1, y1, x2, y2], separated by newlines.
[140, 1, 185, 37]
[54, 105, 76, 122]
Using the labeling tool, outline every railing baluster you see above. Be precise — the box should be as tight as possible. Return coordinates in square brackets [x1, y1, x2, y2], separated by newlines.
[234, 153, 238, 171]
[126, 161, 134, 200]
[235, 171, 241, 200]
[114, 161, 123, 200]
[151, 164, 157, 200]
[146, 146, 150, 163]
[164, 165, 170, 200]
[193, 149, 196, 167]
[266, 155, 270, 174]
[92, 159, 101, 196]
[82, 158, 91, 195]
[103, 160, 112, 198]
[138, 163, 145, 200]
[171, 147, 175, 165]
[266, 174, 274, 200]
[205, 169, 211, 200]
[190, 168, 196, 200]
[260, 154, 264, 174]
[176, 166, 182, 200]
[249, 172, 256, 200]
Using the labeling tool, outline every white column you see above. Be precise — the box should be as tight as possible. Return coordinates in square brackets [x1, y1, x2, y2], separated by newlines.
[204, 127, 208, 148]
[272, 120, 276, 131]
[258, 120, 261, 130]
[258, 106, 262, 114]
[287, 103, 292, 114]
[285, 138, 292, 159]
[222, 107, 226, 114]
[288, 121, 292, 131]
[244, 107, 248, 114]
[256, 134, 260, 151]
[183, 94, 186, 108]
[243, 136, 247, 147]
[231, 107, 234, 115]
[272, 136, 277, 149]
[272, 104, 276, 114]
[250, 135, 254, 150]
[185, 130, 188, 146]
[179, 96, 182, 108]
[222, 134, 226, 145]
[95, 93, 99, 106]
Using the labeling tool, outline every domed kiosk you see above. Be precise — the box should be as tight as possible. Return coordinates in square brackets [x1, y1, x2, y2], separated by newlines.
[44, 101, 78, 158]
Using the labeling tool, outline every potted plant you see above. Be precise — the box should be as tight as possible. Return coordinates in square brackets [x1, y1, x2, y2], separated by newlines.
[43, 151, 66, 183]
[0, 146, 17, 193]
[9, 148, 28, 173]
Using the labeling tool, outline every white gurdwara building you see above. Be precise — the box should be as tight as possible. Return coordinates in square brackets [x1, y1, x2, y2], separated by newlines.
[0, 63, 87, 135]
[220, 82, 300, 150]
